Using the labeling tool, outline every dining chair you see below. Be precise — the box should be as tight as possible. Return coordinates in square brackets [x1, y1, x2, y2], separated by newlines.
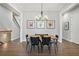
[26, 34, 29, 49]
[54, 35, 59, 55]
[54, 35, 59, 52]
[55, 35, 59, 45]
[30, 36, 40, 53]
[50, 35, 59, 45]
[41, 36, 51, 53]
[52, 35, 59, 55]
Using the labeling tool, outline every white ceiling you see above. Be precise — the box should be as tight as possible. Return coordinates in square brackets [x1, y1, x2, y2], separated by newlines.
[11, 3, 72, 12]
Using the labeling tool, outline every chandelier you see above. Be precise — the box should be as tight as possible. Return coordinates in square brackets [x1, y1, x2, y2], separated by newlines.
[35, 3, 48, 20]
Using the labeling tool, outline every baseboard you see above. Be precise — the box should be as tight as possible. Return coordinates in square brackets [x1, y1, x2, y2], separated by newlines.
[11, 36, 20, 41]
[58, 40, 62, 43]
[20, 39, 26, 43]
[62, 38, 71, 42]
[71, 40, 79, 45]
[12, 38, 20, 42]
[63, 39, 79, 45]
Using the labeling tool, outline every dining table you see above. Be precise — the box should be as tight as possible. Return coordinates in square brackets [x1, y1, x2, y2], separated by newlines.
[26, 34, 57, 51]
[29, 35, 57, 42]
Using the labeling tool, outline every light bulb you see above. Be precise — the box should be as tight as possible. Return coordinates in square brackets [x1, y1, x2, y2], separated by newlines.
[44, 15, 48, 20]
[35, 16, 39, 20]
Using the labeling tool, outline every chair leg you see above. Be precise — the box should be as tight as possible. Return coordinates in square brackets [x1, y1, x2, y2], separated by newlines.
[30, 45, 32, 53]
[33, 45, 35, 51]
[41, 45, 43, 53]
[26, 42, 28, 50]
[48, 45, 51, 53]
[54, 43, 58, 55]
[26, 44, 27, 49]
[38, 46, 39, 53]
[56, 43, 58, 54]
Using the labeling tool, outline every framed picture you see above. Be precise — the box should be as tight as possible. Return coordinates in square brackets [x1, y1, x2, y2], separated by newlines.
[46, 20, 55, 29]
[36, 20, 45, 29]
[27, 20, 35, 29]
[64, 22, 69, 30]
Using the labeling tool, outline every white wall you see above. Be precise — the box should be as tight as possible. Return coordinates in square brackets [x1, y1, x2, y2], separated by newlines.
[11, 14, 20, 40]
[70, 6, 79, 44]
[62, 5, 79, 44]
[62, 13, 72, 41]
[0, 5, 12, 29]
[0, 5, 20, 41]
[22, 11, 60, 41]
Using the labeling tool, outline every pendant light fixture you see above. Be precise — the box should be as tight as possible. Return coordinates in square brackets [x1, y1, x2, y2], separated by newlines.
[35, 3, 48, 20]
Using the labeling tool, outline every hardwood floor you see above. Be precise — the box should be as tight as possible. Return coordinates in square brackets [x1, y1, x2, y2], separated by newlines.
[0, 39, 79, 56]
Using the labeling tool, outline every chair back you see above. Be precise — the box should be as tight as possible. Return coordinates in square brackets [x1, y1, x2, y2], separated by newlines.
[55, 35, 59, 39]
[55, 35, 59, 44]
[26, 34, 28, 39]
[42, 36, 51, 45]
[30, 36, 40, 45]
